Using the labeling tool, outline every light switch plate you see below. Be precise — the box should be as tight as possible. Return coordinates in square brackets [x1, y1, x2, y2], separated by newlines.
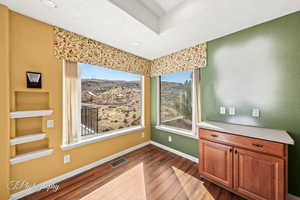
[220, 106, 226, 115]
[64, 155, 70, 164]
[47, 120, 54, 128]
[168, 136, 172, 142]
[252, 108, 260, 118]
[229, 107, 235, 115]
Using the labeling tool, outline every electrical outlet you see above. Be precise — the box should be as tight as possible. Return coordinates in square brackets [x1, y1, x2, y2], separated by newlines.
[168, 136, 172, 143]
[47, 120, 54, 128]
[229, 107, 235, 115]
[64, 155, 71, 164]
[141, 132, 144, 138]
[252, 108, 260, 118]
[220, 106, 226, 115]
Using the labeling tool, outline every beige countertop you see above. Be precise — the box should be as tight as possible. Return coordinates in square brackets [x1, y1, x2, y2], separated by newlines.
[198, 121, 294, 145]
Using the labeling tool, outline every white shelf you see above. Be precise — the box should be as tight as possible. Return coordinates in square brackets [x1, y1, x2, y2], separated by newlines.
[10, 149, 53, 165]
[10, 133, 46, 146]
[9, 109, 53, 118]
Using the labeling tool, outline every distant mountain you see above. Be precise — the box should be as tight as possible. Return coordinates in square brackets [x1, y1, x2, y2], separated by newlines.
[81, 79, 141, 106]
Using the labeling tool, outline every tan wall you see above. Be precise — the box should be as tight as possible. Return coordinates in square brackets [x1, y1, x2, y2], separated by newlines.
[0, 6, 151, 199]
[0, 5, 10, 200]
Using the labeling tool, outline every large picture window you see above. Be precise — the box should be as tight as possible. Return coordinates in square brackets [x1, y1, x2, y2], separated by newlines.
[80, 63, 143, 137]
[158, 70, 195, 134]
[62, 60, 144, 147]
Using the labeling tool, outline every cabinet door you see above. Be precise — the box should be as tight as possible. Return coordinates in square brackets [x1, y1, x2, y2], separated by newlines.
[234, 148, 284, 200]
[199, 140, 233, 188]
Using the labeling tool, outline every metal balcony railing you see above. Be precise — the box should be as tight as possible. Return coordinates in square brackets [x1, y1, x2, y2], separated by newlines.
[81, 104, 99, 136]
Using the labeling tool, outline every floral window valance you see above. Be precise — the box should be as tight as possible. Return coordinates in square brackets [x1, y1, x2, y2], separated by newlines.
[53, 27, 151, 76]
[53, 27, 207, 77]
[150, 43, 207, 77]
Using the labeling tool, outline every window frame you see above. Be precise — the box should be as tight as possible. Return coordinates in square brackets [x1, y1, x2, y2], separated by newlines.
[61, 62, 145, 150]
[80, 76, 145, 138]
[79, 65, 145, 137]
[155, 70, 198, 139]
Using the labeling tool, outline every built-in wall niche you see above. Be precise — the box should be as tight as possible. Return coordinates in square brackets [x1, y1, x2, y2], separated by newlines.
[9, 90, 53, 165]
[15, 117, 43, 137]
[16, 139, 49, 155]
[15, 91, 49, 111]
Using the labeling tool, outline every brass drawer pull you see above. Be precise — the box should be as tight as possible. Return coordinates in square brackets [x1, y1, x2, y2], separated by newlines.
[252, 143, 264, 148]
[211, 134, 219, 137]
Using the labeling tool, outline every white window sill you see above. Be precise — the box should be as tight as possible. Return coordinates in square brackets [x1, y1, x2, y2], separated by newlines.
[61, 126, 144, 151]
[155, 125, 198, 139]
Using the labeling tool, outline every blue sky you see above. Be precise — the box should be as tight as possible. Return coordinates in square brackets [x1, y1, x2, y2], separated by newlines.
[161, 70, 192, 83]
[80, 63, 140, 81]
[80, 63, 192, 83]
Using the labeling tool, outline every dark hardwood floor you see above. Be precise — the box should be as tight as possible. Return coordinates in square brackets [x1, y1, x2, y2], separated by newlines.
[21, 144, 245, 200]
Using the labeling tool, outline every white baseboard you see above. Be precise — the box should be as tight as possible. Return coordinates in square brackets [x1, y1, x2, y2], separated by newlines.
[289, 194, 300, 200]
[10, 141, 150, 200]
[150, 141, 198, 163]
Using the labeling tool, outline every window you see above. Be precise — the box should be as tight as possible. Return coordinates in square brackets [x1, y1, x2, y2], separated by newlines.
[62, 60, 144, 147]
[157, 70, 196, 135]
[80, 63, 143, 137]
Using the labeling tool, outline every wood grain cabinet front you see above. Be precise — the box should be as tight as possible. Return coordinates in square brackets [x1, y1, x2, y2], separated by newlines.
[198, 128, 288, 200]
[199, 140, 233, 188]
[200, 128, 285, 157]
[234, 148, 284, 200]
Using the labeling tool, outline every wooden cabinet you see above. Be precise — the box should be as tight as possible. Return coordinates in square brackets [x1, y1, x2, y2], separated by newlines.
[200, 140, 233, 188]
[234, 148, 284, 200]
[199, 128, 288, 200]
[200, 129, 285, 157]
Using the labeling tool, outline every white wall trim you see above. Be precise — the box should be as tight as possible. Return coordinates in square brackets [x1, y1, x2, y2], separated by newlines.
[10, 141, 150, 200]
[10, 149, 53, 165]
[155, 125, 198, 139]
[289, 194, 300, 200]
[61, 126, 144, 151]
[10, 133, 46, 146]
[150, 141, 198, 163]
[9, 110, 53, 118]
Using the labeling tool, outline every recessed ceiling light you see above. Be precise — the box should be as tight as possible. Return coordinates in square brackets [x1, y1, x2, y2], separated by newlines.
[40, 0, 58, 8]
[131, 42, 141, 46]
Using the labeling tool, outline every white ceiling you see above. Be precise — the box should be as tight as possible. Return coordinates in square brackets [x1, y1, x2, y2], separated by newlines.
[140, 0, 187, 17]
[1, 0, 300, 59]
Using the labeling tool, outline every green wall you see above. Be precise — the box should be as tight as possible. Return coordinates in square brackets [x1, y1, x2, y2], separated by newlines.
[151, 78, 199, 157]
[151, 11, 300, 196]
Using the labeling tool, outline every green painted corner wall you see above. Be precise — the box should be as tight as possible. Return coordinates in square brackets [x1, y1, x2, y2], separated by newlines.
[151, 128, 198, 157]
[151, 11, 300, 196]
[150, 78, 199, 157]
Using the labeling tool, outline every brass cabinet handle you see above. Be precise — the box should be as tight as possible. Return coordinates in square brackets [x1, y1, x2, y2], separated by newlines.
[211, 134, 218, 137]
[252, 143, 264, 148]
[229, 148, 233, 153]
[235, 149, 238, 154]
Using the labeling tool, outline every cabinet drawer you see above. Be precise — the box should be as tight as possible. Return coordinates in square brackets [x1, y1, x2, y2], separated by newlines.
[199, 128, 285, 157]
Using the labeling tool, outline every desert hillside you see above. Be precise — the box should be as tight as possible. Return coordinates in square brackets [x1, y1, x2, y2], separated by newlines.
[160, 80, 193, 130]
[81, 79, 141, 134]
[81, 79, 192, 135]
